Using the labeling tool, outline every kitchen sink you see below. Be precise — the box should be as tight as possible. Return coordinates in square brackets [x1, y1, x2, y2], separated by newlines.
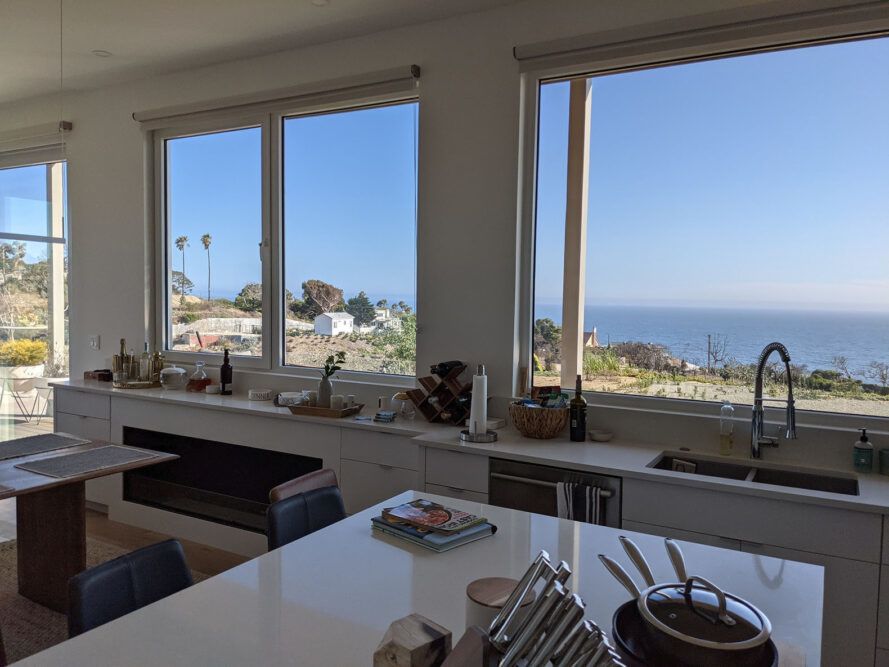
[648, 452, 859, 496]
[750, 467, 859, 495]
[651, 454, 751, 480]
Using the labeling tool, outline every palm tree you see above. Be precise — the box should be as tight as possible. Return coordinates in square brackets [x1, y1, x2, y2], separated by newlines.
[174, 235, 189, 304]
[201, 233, 212, 301]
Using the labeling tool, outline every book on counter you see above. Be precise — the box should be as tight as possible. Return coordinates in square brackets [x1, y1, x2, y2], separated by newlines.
[372, 499, 497, 552]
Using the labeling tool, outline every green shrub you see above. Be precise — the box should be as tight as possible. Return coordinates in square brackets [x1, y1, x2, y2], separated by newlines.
[583, 348, 620, 377]
[0, 339, 47, 366]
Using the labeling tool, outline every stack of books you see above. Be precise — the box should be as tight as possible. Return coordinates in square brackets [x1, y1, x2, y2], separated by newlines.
[371, 499, 497, 553]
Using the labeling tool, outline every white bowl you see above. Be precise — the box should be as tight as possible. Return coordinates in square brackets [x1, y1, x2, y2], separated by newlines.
[589, 429, 614, 442]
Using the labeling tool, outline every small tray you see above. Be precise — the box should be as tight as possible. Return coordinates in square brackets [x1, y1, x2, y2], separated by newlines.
[112, 380, 161, 389]
[287, 403, 364, 419]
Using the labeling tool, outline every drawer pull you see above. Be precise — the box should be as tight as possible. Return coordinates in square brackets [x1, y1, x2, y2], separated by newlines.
[378, 464, 395, 471]
[447, 486, 465, 493]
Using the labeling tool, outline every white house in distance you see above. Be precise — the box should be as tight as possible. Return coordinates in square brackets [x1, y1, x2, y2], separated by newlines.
[314, 312, 354, 336]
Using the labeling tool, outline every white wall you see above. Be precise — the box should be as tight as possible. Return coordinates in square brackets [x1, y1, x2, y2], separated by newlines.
[0, 0, 784, 399]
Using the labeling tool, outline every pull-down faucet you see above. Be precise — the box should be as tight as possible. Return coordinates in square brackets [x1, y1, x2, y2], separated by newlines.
[751, 342, 797, 459]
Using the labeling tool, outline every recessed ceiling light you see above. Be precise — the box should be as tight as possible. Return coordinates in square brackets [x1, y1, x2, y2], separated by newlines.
[311, 0, 329, 6]
[91, 49, 112, 58]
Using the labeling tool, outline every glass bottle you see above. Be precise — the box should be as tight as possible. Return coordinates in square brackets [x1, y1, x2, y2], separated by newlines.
[186, 361, 211, 392]
[139, 342, 151, 381]
[220, 349, 233, 395]
[569, 374, 587, 442]
[719, 401, 735, 456]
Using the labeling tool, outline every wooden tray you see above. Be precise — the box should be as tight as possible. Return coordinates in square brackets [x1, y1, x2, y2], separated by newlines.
[112, 380, 161, 389]
[287, 403, 364, 418]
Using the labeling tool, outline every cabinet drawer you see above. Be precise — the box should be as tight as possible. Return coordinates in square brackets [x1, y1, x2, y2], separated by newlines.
[742, 541, 877, 667]
[623, 478, 881, 562]
[55, 412, 111, 442]
[621, 520, 740, 550]
[341, 429, 420, 470]
[426, 448, 488, 493]
[878, 648, 889, 667]
[340, 459, 421, 514]
[55, 390, 110, 420]
[86, 475, 121, 508]
[425, 483, 488, 504]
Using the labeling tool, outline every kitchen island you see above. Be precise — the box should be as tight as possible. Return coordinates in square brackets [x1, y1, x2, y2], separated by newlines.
[20, 491, 823, 666]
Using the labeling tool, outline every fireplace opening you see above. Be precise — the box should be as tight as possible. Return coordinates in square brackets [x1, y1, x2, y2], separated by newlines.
[123, 427, 323, 533]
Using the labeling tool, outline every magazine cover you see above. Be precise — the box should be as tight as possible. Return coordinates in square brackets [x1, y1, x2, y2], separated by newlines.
[381, 498, 486, 534]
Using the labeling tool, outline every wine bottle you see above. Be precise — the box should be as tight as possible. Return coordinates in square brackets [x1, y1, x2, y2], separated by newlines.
[220, 348, 233, 395]
[569, 374, 587, 442]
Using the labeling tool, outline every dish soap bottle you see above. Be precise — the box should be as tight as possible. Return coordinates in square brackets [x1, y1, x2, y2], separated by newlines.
[854, 428, 874, 472]
[719, 401, 734, 456]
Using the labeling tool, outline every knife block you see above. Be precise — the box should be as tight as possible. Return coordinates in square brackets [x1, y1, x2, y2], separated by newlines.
[440, 626, 502, 667]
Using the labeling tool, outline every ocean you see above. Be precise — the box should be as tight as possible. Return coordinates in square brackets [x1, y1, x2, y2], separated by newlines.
[534, 304, 889, 379]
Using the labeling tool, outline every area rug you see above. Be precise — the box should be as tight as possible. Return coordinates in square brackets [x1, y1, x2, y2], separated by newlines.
[0, 539, 206, 663]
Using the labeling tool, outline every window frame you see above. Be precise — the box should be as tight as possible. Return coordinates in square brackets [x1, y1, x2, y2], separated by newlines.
[517, 28, 889, 427]
[153, 93, 419, 385]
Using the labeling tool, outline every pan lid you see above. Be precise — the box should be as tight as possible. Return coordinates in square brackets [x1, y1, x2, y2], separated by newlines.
[638, 576, 772, 651]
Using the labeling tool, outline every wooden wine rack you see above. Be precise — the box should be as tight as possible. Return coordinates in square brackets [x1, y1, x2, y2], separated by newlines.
[407, 364, 473, 424]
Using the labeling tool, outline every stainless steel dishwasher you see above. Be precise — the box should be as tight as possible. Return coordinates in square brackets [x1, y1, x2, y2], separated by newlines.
[489, 458, 621, 527]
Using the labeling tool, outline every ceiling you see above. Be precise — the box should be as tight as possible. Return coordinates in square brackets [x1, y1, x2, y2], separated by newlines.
[0, 0, 522, 106]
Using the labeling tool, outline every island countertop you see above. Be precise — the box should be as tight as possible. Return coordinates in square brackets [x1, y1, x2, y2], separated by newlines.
[19, 491, 823, 666]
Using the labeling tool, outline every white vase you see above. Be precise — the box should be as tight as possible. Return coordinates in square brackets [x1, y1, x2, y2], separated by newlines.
[318, 376, 333, 408]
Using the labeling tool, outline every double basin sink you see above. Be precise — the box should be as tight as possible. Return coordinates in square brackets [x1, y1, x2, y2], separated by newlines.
[649, 452, 859, 496]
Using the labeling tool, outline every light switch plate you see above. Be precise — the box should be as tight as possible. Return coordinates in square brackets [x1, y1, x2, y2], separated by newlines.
[88, 335, 101, 351]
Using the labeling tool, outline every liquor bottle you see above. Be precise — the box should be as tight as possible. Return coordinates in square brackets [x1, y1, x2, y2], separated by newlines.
[139, 342, 151, 381]
[569, 374, 587, 442]
[220, 348, 233, 395]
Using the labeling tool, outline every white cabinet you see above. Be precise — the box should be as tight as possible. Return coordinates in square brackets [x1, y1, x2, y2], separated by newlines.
[340, 459, 421, 514]
[741, 541, 878, 667]
[425, 483, 488, 504]
[341, 429, 421, 470]
[621, 519, 740, 550]
[425, 448, 488, 493]
[54, 388, 116, 507]
[623, 478, 881, 562]
[54, 412, 111, 442]
[55, 389, 110, 420]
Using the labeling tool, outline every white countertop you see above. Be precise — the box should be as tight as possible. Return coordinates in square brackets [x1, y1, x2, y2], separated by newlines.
[53, 379, 459, 438]
[19, 491, 822, 666]
[55, 380, 889, 514]
[415, 428, 889, 514]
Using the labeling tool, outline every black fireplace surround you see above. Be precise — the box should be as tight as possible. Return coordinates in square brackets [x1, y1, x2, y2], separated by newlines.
[123, 427, 322, 533]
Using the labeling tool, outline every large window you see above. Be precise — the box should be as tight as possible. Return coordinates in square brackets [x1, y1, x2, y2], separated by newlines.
[0, 161, 68, 378]
[164, 127, 263, 357]
[532, 37, 889, 416]
[157, 92, 419, 378]
[282, 102, 418, 375]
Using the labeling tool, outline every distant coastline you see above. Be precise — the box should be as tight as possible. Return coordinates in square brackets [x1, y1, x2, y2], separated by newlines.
[533, 303, 889, 379]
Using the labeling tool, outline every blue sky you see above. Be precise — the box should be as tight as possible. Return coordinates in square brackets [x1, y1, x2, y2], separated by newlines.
[0, 162, 68, 263]
[166, 102, 418, 307]
[535, 36, 889, 312]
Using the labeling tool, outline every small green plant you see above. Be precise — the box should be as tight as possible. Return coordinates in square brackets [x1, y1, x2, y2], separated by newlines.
[0, 339, 47, 366]
[321, 351, 346, 378]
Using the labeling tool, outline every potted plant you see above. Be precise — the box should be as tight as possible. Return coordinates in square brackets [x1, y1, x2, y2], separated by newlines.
[318, 351, 345, 408]
[0, 339, 47, 382]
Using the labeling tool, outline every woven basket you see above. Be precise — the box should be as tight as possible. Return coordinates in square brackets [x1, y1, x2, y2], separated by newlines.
[509, 404, 569, 439]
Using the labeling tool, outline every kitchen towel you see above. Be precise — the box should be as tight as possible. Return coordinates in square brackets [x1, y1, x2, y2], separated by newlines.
[556, 482, 604, 525]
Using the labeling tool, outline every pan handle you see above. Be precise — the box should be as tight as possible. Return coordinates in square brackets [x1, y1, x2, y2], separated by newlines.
[682, 575, 735, 626]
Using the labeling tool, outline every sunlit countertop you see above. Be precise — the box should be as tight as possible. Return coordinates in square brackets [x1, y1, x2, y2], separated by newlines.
[20, 491, 822, 666]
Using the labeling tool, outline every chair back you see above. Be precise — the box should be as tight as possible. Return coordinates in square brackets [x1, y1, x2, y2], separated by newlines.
[269, 468, 338, 503]
[267, 485, 346, 551]
[68, 539, 193, 637]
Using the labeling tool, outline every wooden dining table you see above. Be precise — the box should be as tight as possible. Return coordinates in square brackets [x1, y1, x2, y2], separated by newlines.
[0, 434, 177, 613]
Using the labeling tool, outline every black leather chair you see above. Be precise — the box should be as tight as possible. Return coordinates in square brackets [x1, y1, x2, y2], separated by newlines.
[68, 539, 193, 637]
[267, 485, 346, 551]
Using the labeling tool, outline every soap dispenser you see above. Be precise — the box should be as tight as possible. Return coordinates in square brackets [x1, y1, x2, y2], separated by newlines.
[854, 428, 873, 472]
